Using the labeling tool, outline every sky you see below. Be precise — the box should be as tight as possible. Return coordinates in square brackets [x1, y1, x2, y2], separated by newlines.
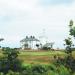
[0, 0, 75, 49]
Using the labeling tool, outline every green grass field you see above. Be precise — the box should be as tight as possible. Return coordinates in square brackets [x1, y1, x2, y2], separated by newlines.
[18, 50, 66, 65]
[0, 49, 75, 66]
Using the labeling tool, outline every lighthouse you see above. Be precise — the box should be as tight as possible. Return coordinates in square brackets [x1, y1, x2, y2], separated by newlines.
[39, 29, 48, 46]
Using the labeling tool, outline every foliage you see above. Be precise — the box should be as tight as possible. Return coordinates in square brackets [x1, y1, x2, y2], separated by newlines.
[0, 63, 72, 75]
[0, 47, 22, 74]
[62, 20, 75, 73]
[64, 20, 75, 54]
[65, 37, 72, 46]
[65, 55, 75, 73]
[69, 20, 75, 37]
[64, 37, 73, 53]
[21, 64, 71, 75]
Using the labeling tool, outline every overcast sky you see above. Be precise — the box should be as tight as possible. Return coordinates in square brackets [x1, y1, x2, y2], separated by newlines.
[0, 0, 75, 48]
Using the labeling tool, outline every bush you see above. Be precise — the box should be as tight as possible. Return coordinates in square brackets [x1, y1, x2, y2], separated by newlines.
[21, 64, 71, 75]
[0, 48, 22, 74]
[57, 65, 70, 75]
[0, 64, 73, 75]
[32, 65, 46, 74]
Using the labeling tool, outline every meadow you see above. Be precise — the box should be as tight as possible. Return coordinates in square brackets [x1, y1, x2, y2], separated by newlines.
[0, 49, 75, 65]
[0, 49, 73, 65]
[18, 50, 66, 66]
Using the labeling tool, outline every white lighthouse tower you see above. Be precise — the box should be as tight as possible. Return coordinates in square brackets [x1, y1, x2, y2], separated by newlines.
[39, 29, 48, 46]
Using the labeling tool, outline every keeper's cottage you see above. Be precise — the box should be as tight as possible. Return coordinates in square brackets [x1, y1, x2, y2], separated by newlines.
[20, 36, 41, 50]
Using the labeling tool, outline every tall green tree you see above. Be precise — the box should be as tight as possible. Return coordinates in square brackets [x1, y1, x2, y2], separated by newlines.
[69, 20, 75, 38]
[64, 37, 73, 53]
[64, 20, 75, 54]
[64, 20, 75, 73]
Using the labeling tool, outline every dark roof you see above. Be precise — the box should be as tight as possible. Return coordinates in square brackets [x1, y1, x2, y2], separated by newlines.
[20, 36, 39, 42]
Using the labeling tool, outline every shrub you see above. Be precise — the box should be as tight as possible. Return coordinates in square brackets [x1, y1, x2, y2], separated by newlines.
[31, 65, 47, 75]
[0, 47, 22, 74]
[57, 65, 70, 75]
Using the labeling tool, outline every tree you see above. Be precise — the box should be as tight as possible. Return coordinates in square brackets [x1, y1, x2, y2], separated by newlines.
[0, 47, 22, 74]
[64, 37, 73, 53]
[64, 20, 75, 73]
[69, 20, 75, 38]
[64, 20, 75, 54]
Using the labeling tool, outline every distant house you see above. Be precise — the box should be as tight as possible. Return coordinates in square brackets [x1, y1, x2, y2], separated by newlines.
[43, 43, 54, 50]
[20, 36, 41, 50]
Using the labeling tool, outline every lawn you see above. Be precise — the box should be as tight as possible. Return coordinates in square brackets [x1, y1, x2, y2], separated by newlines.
[0, 49, 75, 65]
[18, 50, 66, 65]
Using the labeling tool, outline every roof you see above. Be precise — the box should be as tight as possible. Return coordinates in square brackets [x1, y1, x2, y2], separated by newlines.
[43, 43, 54, 47]
[20, 36, 39, 42]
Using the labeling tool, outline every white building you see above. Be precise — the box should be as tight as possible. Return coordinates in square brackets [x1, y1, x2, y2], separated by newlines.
[43, 42, 54, 49]
[20, 36, 41, 50]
